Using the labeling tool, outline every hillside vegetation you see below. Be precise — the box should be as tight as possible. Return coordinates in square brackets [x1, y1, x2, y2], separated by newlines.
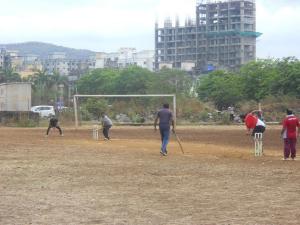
[0, 41, 95, 59]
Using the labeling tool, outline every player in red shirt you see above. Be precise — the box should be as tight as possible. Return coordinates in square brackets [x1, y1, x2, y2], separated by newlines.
[281, 109, 300, 160]
[240, 110, 266, 136]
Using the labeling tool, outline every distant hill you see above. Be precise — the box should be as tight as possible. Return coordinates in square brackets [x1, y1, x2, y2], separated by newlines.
[0, 42, 95, 59]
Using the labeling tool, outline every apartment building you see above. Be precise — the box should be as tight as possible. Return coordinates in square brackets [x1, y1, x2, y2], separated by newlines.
[135, 50, 156, 71]
[41, 52, 95, 80]
[0, 49, 15, 71]
[1, 47, 154, 81]
[0, 49, 5, 69]
[155, 0, 261, 73]
[94, 48, 155, 71]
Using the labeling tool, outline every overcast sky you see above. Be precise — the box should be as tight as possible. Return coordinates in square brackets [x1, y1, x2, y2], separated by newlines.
[0, 0, 299, 58]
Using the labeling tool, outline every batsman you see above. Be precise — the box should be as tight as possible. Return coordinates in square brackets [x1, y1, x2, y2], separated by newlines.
[154, 103, 175, 156]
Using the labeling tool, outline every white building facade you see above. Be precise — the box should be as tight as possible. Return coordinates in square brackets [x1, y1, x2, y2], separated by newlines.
[94, 48, 154, 71]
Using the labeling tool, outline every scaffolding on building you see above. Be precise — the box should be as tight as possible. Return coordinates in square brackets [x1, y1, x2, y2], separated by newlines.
[155, 0, 260, 73]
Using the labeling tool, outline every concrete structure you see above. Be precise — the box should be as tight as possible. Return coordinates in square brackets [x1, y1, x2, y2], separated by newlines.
[0, 51, 41, 76]
[42, 57, 95, 80]
[0, 50, 26, 72]
[49, 52, 66, 60]
[0, 49, 12, 71]
[94, 52, 106, 69]
[0, 82, 31, 111]
[155, 0, 261, 73]
[7, 50, 24, 71]
[94, 48, 154, 71]
[2, 48, 153, 81]
[15, 54, 43, 78]
[135, 50, 155, 71]
[24, 54, 39, 63]
[0, 49, 5, 69]
[43, 59, 69, 76]
[19, 64, 43, 78]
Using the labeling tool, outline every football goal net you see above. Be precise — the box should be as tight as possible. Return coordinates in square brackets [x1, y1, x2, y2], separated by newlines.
[73, 94, 176, 128]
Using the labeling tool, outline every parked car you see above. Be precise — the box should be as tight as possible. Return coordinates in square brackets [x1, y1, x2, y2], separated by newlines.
[31, 105, 55, 118]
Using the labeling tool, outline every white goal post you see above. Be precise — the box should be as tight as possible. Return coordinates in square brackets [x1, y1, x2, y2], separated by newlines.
[73, 94, 176, 128]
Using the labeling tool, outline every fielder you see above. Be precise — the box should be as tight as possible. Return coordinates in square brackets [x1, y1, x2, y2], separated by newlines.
[281, 109, 300, 160]
[154, 103, 175, 156]
[46, 116, 63, 137]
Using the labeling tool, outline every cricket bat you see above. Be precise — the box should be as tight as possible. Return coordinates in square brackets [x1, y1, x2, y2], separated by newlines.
[174, 131, 184, 154]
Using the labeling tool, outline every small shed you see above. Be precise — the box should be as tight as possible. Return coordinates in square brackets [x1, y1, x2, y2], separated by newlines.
[0, 82, 31, 112]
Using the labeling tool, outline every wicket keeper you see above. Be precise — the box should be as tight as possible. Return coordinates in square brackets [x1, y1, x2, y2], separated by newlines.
[46, 116, 63, 136]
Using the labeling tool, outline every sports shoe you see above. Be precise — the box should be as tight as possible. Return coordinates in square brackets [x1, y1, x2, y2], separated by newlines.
[291, 158, 296, 161]
[60, 134, 64, 137]
[282, 158, 288, 161]
[104, 138, 108, 141]
[160, 151, 167, 156]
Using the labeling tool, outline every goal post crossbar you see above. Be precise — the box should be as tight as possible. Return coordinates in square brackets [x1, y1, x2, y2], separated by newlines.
[73, 94, 176, 128]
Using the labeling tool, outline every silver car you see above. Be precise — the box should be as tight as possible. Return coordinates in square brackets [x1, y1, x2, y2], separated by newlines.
[31, 105, 55, 118]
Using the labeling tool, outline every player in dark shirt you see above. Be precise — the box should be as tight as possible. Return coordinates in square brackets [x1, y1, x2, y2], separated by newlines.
[46, 116, 63, 136]
[154, 103, 175, 156]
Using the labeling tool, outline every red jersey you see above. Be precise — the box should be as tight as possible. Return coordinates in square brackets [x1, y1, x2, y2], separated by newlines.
[245, 113, 258, 129]
[282, 115, 300, 139]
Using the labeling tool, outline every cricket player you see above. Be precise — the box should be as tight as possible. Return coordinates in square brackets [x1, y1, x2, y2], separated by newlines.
[154, 103, 175, 156]
[101, 113, 113, 140]
[46, 116, 63, 136]
[240, 110, 266, 136]
[281, 109, 300, 160]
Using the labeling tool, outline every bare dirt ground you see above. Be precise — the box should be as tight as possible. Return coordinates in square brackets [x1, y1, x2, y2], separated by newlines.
[0, 125, 300, 225]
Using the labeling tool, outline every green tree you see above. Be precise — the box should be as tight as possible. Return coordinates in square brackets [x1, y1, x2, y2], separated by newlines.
[76, 68, 119, 94]
[114, 66, 153, 94]
[239, 59, 277, 102]
[197, 70, 244, 109]
[83, 98, 108, 119]
[272, 57, 300, 98]
[0, 68, 21, 83]
[25, 69, 68, 105]
[151, 68, 193, 96]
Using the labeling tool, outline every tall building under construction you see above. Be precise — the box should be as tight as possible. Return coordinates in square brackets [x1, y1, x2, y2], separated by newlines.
[155, 0, 261, 73]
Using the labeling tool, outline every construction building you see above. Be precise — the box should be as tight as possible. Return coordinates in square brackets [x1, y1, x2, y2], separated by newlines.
[155, 0, 261, 73]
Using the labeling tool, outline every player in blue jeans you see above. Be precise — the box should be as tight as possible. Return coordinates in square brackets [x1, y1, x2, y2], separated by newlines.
[154, 103, 175, 156]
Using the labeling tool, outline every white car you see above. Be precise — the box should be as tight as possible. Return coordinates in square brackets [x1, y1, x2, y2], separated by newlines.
[31, 105, 55, 118]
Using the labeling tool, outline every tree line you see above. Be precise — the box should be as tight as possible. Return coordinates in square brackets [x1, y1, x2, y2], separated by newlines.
[1, 57, 299, 119]
[197, 57, 300, 110]
[76, 66, 193, 96]
[75, 67, 197, 120]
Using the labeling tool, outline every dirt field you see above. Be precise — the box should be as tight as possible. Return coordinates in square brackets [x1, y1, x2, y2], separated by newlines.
[1, 125, 300, 225]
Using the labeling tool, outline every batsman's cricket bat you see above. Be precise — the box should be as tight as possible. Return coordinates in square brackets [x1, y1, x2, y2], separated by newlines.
[174, 131, 184, 154]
